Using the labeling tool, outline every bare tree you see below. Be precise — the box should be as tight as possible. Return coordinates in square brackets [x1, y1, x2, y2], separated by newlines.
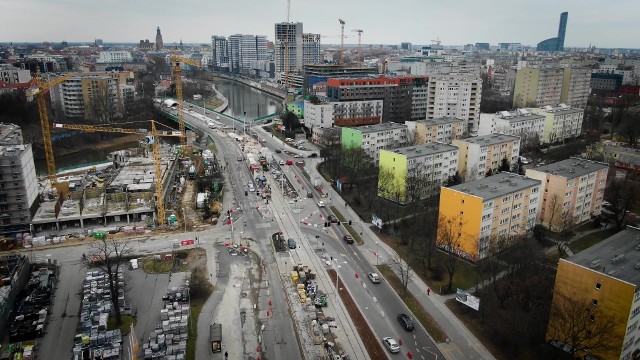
[436, 214, 467, 293]
[388, 252, 413, 294]
[85, 237, 132, 326]
[547, 293, 618, 357]
[377, 167, 398, 202]
[617, 110, 640, 148]
[414, 208, 439, 271]
[88, 84, 120, 123]
[545, 194, 563, 232]
[605, 178, 638, 229]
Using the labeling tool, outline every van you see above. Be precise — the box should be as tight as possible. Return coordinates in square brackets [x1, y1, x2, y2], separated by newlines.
[288, 238, 297, 249]
[130, 259, 139, 270]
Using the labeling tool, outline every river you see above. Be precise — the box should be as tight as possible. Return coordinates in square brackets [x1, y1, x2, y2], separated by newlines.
[37, 78, 283, 174]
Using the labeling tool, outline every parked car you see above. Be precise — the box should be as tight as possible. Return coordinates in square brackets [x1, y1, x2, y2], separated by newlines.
[343, 234, 354, 244]
[237, 156, 243, 161]
[328, 215, 338, 223]
[367, 272, 380, 283]
[382, 337, 400, 353]
[309, 153, 318, 158]
[397, 314, 414, 331]
[294, 154, 303, 158]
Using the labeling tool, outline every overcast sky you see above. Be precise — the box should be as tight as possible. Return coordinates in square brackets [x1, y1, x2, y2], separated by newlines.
[2, 0, 638, 48]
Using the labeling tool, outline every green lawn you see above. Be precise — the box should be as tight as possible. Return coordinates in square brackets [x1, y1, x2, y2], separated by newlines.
[186, 298, 205, 360]
[330, 206, 364, 245]
[107, 314, 135, 334]
[568, 229, 619, 253]
[377, 265, 447, 343]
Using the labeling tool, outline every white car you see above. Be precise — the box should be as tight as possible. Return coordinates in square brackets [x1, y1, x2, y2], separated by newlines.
[317, 201, 325, 207]
[367, 272, 380, 284]
[279, 160, 285, 165]
[382, 337, 400, 353]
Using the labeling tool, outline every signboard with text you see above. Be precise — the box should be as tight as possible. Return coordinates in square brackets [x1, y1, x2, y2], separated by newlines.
[456, 289, 480, 311]
[180, 239, 195, 247]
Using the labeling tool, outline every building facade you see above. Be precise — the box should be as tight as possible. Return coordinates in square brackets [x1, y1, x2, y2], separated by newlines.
[211, 36, 229, 69]
[274, 22, 304, 73]
[478, 109, 545, 140]
[561, 67, 592, 109]
[341, 122, 408, 161]
[426, 73, 482, 134]
[378, 143, 459, 204]
[303, 64, 379, 91]
[405, 117, 465, 145]
[302, 33, 321, 66]
[513, 67, 564, 108]
[0, 124, 38, 237]
[52, 75, 121, 119]
[97, 51, 133, 64]
[155, 27, 163, 50]
[438, 172, 542, 260]
[453, 134, 521, 181]
[526, 158, 608, 231]
[546, 227, 640, 360]
[0, 64, 31, 84]
[528, 104, 584, 144]
[303, 99, 383, 129]
[604, 144, 640, 171]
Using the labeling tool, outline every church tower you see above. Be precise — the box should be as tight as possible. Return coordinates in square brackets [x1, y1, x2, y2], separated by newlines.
[155, 27, 164, 50]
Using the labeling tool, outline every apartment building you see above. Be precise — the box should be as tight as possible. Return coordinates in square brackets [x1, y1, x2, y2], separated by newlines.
[561, 67, 592, 109]
[302, 33, 321, 66]
[0, 123, 38, 237]
[478, 109, 545, 140]
[0, 64, 31, 84]
[405, 117, 465, 145]
[378, 143, 459, 204]
[513, 67, 564, 108]
[51, 75, 121, 119]
[438, 172, 542, 260]
[526, 158, 608, 230]
[453, 134, 521, 181]
[604, 144, 640, 171]
[211, 36, 229, 69]
[274, 22, 304, 73]
[97, 51, 133, 64]
[546, 226, 640, 360]
[341, 122, 408, 161]
[528, 104, 584, 144]
[303, 64, 379, 92]
[303, 99, 383, 129]
[426, 73, 482, 134]
[326, 76, 428, 124]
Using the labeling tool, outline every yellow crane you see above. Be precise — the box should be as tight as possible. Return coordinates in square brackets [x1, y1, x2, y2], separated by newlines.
[34, 72, 76, 184]
[170, 55, 202, 145]
[52, 120, 187, 225]
[351, 29, 364, 66]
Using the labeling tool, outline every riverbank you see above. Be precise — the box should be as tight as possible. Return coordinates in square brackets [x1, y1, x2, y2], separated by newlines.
[54, 134, 141, 157]
[211, 73, 287, 100]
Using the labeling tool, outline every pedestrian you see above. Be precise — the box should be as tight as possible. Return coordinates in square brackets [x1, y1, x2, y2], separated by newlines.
[225, 351, 229, 359]
[427, 287, 431, 296]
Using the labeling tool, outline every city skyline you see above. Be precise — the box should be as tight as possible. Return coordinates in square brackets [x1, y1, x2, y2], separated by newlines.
[2, 0, 639, 48]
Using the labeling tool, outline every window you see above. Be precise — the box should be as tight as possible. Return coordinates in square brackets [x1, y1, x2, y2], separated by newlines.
[500, 218, 508, 225]
[595, 282, 602, 290]
[502, 208, 509, 214]
[592, 299, 598, 307]
[589, 314, 595, 322]
[513, 204, 521, 210]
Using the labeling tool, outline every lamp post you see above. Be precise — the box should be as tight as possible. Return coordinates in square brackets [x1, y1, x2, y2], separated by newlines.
[333, 258, 341, 298]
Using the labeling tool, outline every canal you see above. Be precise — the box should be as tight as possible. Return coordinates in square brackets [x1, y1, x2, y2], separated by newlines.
[37, 78, 283, 174]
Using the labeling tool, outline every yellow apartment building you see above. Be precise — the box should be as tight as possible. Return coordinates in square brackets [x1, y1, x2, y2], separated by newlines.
[546, 226, 640, 360]
[405, 117, 466, 145]
[437, 172, 542, 260]
[452, 134, 521, 181]
[526, 158, 608, 232]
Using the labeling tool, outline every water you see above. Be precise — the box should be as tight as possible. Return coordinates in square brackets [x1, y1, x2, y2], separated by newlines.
[39, 79, 283, 174]
[211, 78, 283, 119]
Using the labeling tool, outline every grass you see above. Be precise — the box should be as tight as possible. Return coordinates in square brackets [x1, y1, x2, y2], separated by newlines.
[186, 297, 205, 360]
[377, 264, 448, 343]
[107, 314, 135, 334]
[568, 228, 620, 253]
[142, 257, 190, 273]
[330, 206, 364, 245]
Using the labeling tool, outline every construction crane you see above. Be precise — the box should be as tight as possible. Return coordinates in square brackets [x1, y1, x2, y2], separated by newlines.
[351, 29, 364, 66]
[170, 55, 202, 145]
[283, 0, 292, 88]
[52, 120, 187, 226]
[34, 72, 76, 184]
[338, 18, 346, 65]
[431, 37, 442, 46]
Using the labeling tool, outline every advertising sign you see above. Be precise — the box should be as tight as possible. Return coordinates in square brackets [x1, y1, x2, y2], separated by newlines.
[372, 214, 383, 229]
[180, 239, 195, 247]
[456, 288, 480, 311]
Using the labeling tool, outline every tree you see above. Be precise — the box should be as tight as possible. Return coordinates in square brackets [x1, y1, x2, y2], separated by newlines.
[498, 157, 511, 172]
[84, 236, 132, 326]
[616, 110, 640, 148]
[388, 252, 413, 295]
[605, 178, 638, 229]
[545, 194, 563, 232]
[280, 111, 301, 133]
[444, 172, 463, 187]
[547, 293, 617, 357]
[436, 214, 466, 293]
[88, 83, 120, 123]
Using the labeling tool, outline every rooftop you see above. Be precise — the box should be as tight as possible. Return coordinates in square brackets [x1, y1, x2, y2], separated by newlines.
[567, 226, 640, 287]
[529, 104, 583, 116]
[350, 122, 407, 134]
[605, 143, 640, 164]
[0, 123, 23, 145]
[494, 109, 545, 123]
[448, 172, 541, 200]
[409, 117, 465, 126]
[459, 133, 520, 146]
[386, 143, 458, 159]
[527, 157, 608, 179]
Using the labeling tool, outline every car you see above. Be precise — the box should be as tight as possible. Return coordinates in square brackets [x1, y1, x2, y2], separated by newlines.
[602, 201, 612, 207]
[317, 201, 325, 207]
[279, 160, 285, 165]
[382, 337, 400, 353]
[328, 215, 338, 223]
[276, 149, 282, 153]
[343, 234, 354, 244]
[287, 238, 297, 249]
[237, 156, 243, 161]
[286, 159, 293, 165]
[216, 116, 221, 120]
[260, 138, 266, 143]
[397, 314, 414, 331]
[367, 272, 380, 283]
[309, 153, 318, 158]
[294, 154, 303, 158]
[307, 192, 313, 198]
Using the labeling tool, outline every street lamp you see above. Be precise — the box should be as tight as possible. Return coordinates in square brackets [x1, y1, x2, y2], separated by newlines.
[333, 258, 341, 298]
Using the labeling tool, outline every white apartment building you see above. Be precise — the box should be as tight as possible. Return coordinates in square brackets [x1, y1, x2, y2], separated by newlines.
[97, 51, 133, 64]
[0, 64, 31, 83]
[405, 117, 466, 145]
[427, 73, 482, 134]
[478, 109, 545, 140]
[303, 99, 383, 129]
[453, 134, 521, 181]
[341, 122, 408, 161]
[528, 104, 584, 144]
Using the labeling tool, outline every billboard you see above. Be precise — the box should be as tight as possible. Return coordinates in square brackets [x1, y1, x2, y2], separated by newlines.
[456, 289, 480, 311]
[181, 239, 195, 247]
[372, 214, 383, 229]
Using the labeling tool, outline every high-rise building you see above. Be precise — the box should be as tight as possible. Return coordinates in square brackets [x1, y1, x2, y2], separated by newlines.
[211, 36, 229, 70]
[274, 22, 303, 73]
[561, 66, 591, 108]
[401, 42, 412, 50]
[0, 123, 38, 237]
[512, 67, 564, 108]
[51, 75, 121, 119]
[303, 33, 321, 66]
[155, 27, 163, 51]
[341, 123, 408, 161]
[302, 64, 378, 92]
[536, 12, 568, 52]
[474, 43, 490, 51]
[438, 172, 542, 260]
[224, 34, 268, 73]
[426, 73, 482, 133]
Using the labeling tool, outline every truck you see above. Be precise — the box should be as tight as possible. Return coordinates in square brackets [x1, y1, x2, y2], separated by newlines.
[210, 323, 222, 353]
[188, 165, 196, 180]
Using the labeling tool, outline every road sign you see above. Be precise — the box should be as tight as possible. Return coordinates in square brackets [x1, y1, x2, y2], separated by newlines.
[180, 239, 195, 246]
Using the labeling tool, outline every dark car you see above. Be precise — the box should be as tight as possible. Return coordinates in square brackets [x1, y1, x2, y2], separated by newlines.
[328, 215, 338, 223]
[397, 314, 414, 331]
[343, 234, 354, 244]
[275, 149, 282, 153]
[288, 238, 297, 249]
[308, 153, 318, 158]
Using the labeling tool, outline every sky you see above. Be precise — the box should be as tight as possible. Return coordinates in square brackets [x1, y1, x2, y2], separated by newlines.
[2, 0, 639, 48]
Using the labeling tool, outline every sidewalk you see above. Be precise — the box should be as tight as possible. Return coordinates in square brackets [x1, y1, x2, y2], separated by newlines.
[306, 162, 496, 360]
